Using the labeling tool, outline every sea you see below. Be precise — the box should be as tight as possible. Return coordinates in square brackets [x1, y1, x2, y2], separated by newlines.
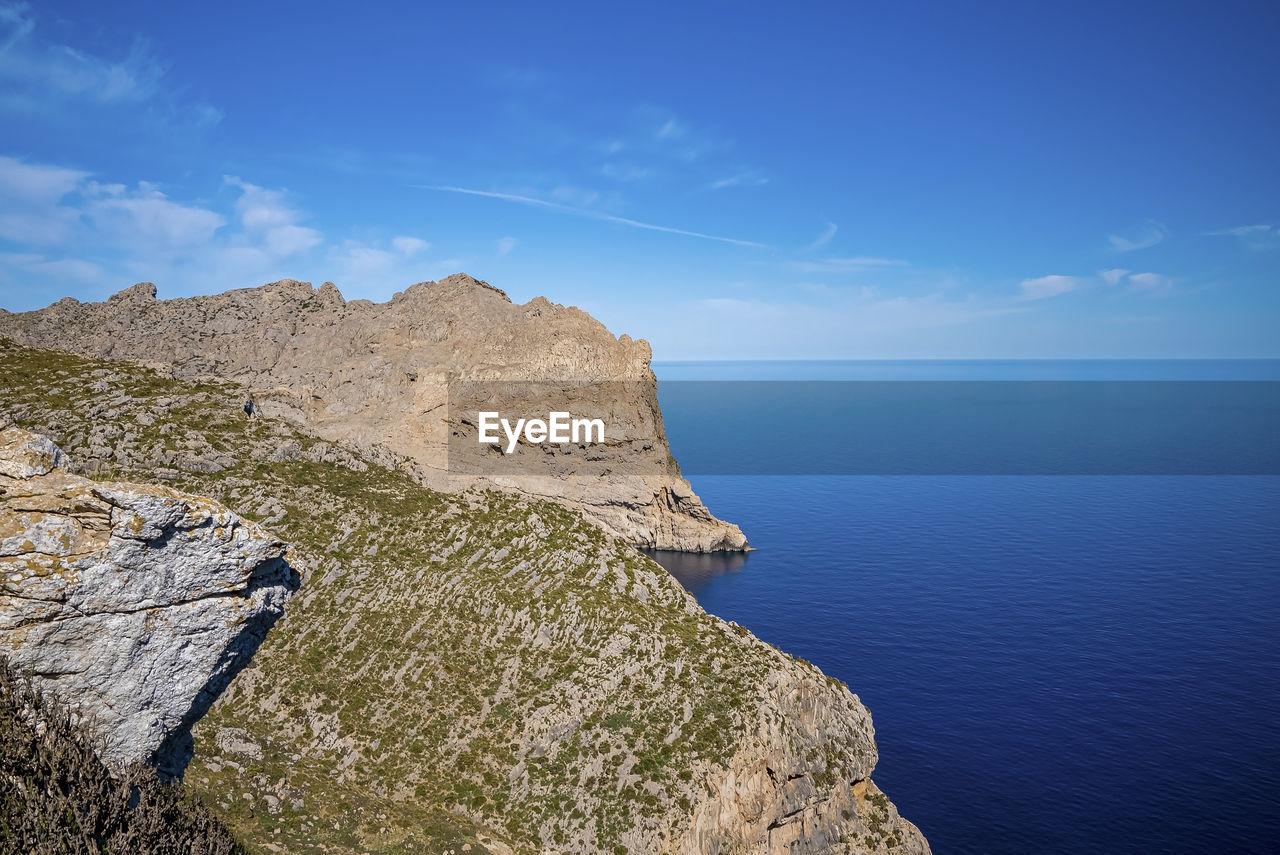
[647, 360, 1280, 855]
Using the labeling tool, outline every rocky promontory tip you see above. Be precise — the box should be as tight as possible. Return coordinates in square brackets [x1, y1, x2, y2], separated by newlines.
[0, 275, 747, 552]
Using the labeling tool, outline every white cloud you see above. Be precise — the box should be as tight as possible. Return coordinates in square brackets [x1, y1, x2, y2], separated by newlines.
[0, 154, 87, 243]
[392, 235, 430, 256]
[708, 173, 768, 191]
[1023, 269, 1173, 299]
[325, 239, 466, 297]
[330, 241, 398, 281]
[0, 156, 482, 308]
[225, 177, 321, 257]
[1126, 272, 1173, 293]
[496, 236, 518, 256]
[1206, 223, 1279, 250]
[0, 154, 86, 201]
[87, 182, 226, 251]
[1019, 274, 1083, 300]
[189, 103, 224, 128]
[803, 222, 838, 252]
[1108, 222, 1167, 253]
[1210, 224, 1273, 237]
[264, 224, 322, 257]
[0, 159, 331, 300]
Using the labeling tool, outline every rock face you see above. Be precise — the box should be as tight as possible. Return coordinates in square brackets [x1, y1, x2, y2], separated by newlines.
[0, 275, 746, 552]
[0, 426, 299, 775]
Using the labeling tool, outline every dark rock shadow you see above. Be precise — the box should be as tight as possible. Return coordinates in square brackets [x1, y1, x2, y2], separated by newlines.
[150, 554, 302, 779]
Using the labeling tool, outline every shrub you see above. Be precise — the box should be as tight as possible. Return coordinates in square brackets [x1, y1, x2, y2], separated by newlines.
[0, 658, 245, 855]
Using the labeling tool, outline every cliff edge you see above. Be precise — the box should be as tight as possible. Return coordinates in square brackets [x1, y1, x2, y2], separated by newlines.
[0, 275, 746, 552]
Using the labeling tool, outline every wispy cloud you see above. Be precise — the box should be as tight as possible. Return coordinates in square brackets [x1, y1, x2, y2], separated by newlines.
[225, 177, 321, 257]
[0, 154, 88, 243]
[425, 185, 767, 248]
[1023, 269, 1174, 300]
[656, 118, 684, 140]
[1019, 274, 1084, 300]
[87, 181, 226, 253]
[708, 172, 768, 191]
[0, 155, 476, 308]
[326, 237, 455, 288]
[1108, 222, 1168, 253]
[0, 3, 161, 103]
[632, 107, 725, 162]
[0, 163, 315, 300]
[792, 256, 907, 274]
[1126, 272, 1174, 294]
[392, 235, 430, 256]
[599, 162, 655, 182]
[804, 222, 838, 252]
[0, 2, 219, 125]
[496, 236, 518, 256]
[1206, 223, 1279, 250]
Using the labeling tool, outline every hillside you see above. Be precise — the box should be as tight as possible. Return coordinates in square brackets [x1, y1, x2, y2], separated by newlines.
[0, 337, 928, 855]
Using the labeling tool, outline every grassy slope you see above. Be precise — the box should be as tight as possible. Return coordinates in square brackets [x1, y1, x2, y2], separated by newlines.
[0, 339, 878, 855]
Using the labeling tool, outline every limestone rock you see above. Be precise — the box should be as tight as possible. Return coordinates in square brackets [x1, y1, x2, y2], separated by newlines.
[0, 274, 747, 552]
[0, 426, 299, 774]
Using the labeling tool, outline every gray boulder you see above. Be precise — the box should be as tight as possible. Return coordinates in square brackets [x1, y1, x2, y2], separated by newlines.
[0, 426, 299, 775]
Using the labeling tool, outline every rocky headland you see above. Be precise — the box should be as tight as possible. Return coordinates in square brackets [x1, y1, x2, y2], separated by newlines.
[0, 336, 929, 854]
[0, 275, 745, 552]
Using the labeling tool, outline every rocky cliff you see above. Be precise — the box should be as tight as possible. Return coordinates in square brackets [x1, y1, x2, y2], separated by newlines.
[0, 275, 746, 552]
[0, 424, 299, 775]
[1, 337, 928, 854]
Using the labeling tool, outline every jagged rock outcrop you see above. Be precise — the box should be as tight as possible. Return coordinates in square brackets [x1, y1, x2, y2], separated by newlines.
[0, 275, 746, 552]
[0, 425, 299, 775]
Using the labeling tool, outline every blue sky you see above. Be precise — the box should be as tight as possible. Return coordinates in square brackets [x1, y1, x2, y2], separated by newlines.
[1, 0, 1277, 358]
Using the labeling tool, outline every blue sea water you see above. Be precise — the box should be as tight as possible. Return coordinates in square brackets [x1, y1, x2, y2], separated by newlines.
[648, 361, 1280, 855]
